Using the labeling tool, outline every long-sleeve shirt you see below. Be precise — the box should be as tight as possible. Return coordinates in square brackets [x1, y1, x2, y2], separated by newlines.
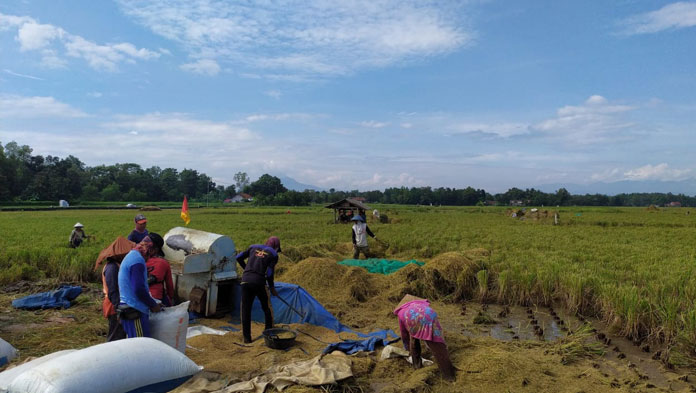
[103, 262, 121, 311]
[118, 250, 158, 313]
[235, 245, 278, 288]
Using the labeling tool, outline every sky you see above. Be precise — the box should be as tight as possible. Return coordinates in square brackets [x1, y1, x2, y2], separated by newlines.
[0, 0, 695, 193]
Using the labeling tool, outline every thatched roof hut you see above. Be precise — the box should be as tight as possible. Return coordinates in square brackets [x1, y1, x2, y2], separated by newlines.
[325, 198, 371, 223]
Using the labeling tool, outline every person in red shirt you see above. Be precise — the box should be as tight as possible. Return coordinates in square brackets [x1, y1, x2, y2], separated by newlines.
[145, 233, 174, 306]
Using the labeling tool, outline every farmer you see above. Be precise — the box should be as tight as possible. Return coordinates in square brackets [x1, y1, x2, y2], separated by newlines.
[68, 222, 90, 248]
[145, 233, 174, 306]
[118, 236, 162, 338]
[127, 214, 149, 243]
[351, 215, 376, 259]
[235, 236, 282, 343]
[393, 294, 455, 381]
[102, 256, 127, 341]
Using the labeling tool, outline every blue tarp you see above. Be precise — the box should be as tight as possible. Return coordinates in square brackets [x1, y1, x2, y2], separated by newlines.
[12, 285, 82, 310]
[251, 282, 397, 340]
[322, 335, 399, 355]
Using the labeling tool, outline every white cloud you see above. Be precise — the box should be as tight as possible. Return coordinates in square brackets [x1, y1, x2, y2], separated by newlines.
[623, 163, 692, 181]
[448, 122, 529, 137]
[359, 120, 389, 128]
[590, 164, 693, 182]
[533, 95, 637, 144]
[264, 90, 282, 99]
[16, 22, 63, 51]
[620, 2, 696, 35]
[87, 92, 103, 98]
[117, 0, 472, 78]
[180, 59, 220, 76]
[0, 95, 87, 118]
[400, 122, 413, 129]
[0, 12, 160, 71]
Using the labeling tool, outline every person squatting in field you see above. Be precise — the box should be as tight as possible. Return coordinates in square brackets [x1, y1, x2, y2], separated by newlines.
[127, 214, 149, 243]
[351, 215, 376, 259]
[393, 294, 456, 381]
[69, 222, 90, 248]
[145, 233, 174, 306]
[235, 236, 282, 343]
[118, 236, 162, 338]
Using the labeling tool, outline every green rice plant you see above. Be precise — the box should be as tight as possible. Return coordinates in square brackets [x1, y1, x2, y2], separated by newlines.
[495, 269, 510, 304]
[476, 269, 489, 302]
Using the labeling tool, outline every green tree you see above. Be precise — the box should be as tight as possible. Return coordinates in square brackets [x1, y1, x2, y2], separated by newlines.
[248, 174, 287, 197]
[234, 172, 249, 192]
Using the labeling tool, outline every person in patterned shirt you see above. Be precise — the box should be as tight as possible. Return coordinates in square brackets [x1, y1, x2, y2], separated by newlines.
[393, 294, 455, 381]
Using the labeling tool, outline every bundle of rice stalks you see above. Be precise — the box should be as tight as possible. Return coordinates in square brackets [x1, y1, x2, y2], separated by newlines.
[385, 263, 429, 302]
[277, 258, 379, 304]
[421, 252, 485, 302]
[554, 323, 605, 365]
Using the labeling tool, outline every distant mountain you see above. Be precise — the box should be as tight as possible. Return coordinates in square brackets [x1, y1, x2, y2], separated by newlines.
[278, 175, 323, 192]
[537, 179, 696, 196]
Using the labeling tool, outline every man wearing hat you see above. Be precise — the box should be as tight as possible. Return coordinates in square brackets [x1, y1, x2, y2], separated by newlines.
[235, 236, 282, 343]
[127, 214, 149, 244]
[68, 222, 90, 248]
[351, 215, 376, 259]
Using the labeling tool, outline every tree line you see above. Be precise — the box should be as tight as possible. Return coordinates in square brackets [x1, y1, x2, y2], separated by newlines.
[1, 141, 694, 207]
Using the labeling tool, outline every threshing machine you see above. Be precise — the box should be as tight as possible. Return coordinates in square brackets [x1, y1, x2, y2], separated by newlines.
[162, 227, 239, 317]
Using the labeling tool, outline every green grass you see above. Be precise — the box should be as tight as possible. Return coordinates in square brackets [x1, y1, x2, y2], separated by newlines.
[2, 204, 696, 363]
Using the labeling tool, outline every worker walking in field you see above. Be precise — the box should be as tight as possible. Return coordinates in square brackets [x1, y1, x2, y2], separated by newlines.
[394, 294, 455, 381]
[118, 236, 162, 338]
[68, 222, 90, 248]
[145, 233, 175, 306]
[351, 215, 376, 259]
[127, 214, 149, 243]
[235, 236, 282, 343]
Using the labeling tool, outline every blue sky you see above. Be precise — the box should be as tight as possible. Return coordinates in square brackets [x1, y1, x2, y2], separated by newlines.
[0, 0, 694, 192]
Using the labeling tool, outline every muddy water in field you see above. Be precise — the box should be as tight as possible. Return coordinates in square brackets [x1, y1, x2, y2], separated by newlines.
[446, 302, 695, 392]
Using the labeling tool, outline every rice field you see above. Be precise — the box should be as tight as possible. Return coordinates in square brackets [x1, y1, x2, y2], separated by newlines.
[2, 204, 696, 366]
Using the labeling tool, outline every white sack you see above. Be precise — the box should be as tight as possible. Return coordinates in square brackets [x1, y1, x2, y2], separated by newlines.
[186, 325, 228, 339]
[8, 338, 201, 393]
[0, 339, 17, 368]
[151, 301, 190, 353]
[380, 344, 434, 366]
[0, 350, 75, 392]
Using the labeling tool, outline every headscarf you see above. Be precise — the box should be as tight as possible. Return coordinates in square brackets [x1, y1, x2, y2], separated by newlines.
[265, 236, 282, 252]
[134, 236, 154, 257]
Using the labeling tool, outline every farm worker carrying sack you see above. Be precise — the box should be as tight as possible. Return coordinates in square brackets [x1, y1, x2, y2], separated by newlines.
[118, 236, 162, 338]
[68, 222, 90, 248]
[351, 215, 376, 259]
[235, 236, 282, 344]
[146, 233, 175, 307]
[393, 294, 455, 381]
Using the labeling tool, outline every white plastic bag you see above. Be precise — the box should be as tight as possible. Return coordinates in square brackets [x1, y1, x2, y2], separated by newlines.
[186, 325, 228, 339]
[7, 338, 201, 393]
[0, 338, 17, 368]
[150, 301, 190, 353]
[0, 350, 75, 391]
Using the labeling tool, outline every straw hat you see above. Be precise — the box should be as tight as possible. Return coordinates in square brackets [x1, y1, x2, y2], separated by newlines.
[74, 222, 84, 228]
[393, 294, 425, 313]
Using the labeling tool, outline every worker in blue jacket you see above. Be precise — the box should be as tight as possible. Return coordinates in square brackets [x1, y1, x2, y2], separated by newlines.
[118, 236, 162, 338]
[235, 236, 282, 343]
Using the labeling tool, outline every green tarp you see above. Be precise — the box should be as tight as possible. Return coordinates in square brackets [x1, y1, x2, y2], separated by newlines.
[338, 258, 425, 275]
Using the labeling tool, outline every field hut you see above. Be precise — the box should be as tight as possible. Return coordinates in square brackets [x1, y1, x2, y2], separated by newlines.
[326, 198, 371, 223]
